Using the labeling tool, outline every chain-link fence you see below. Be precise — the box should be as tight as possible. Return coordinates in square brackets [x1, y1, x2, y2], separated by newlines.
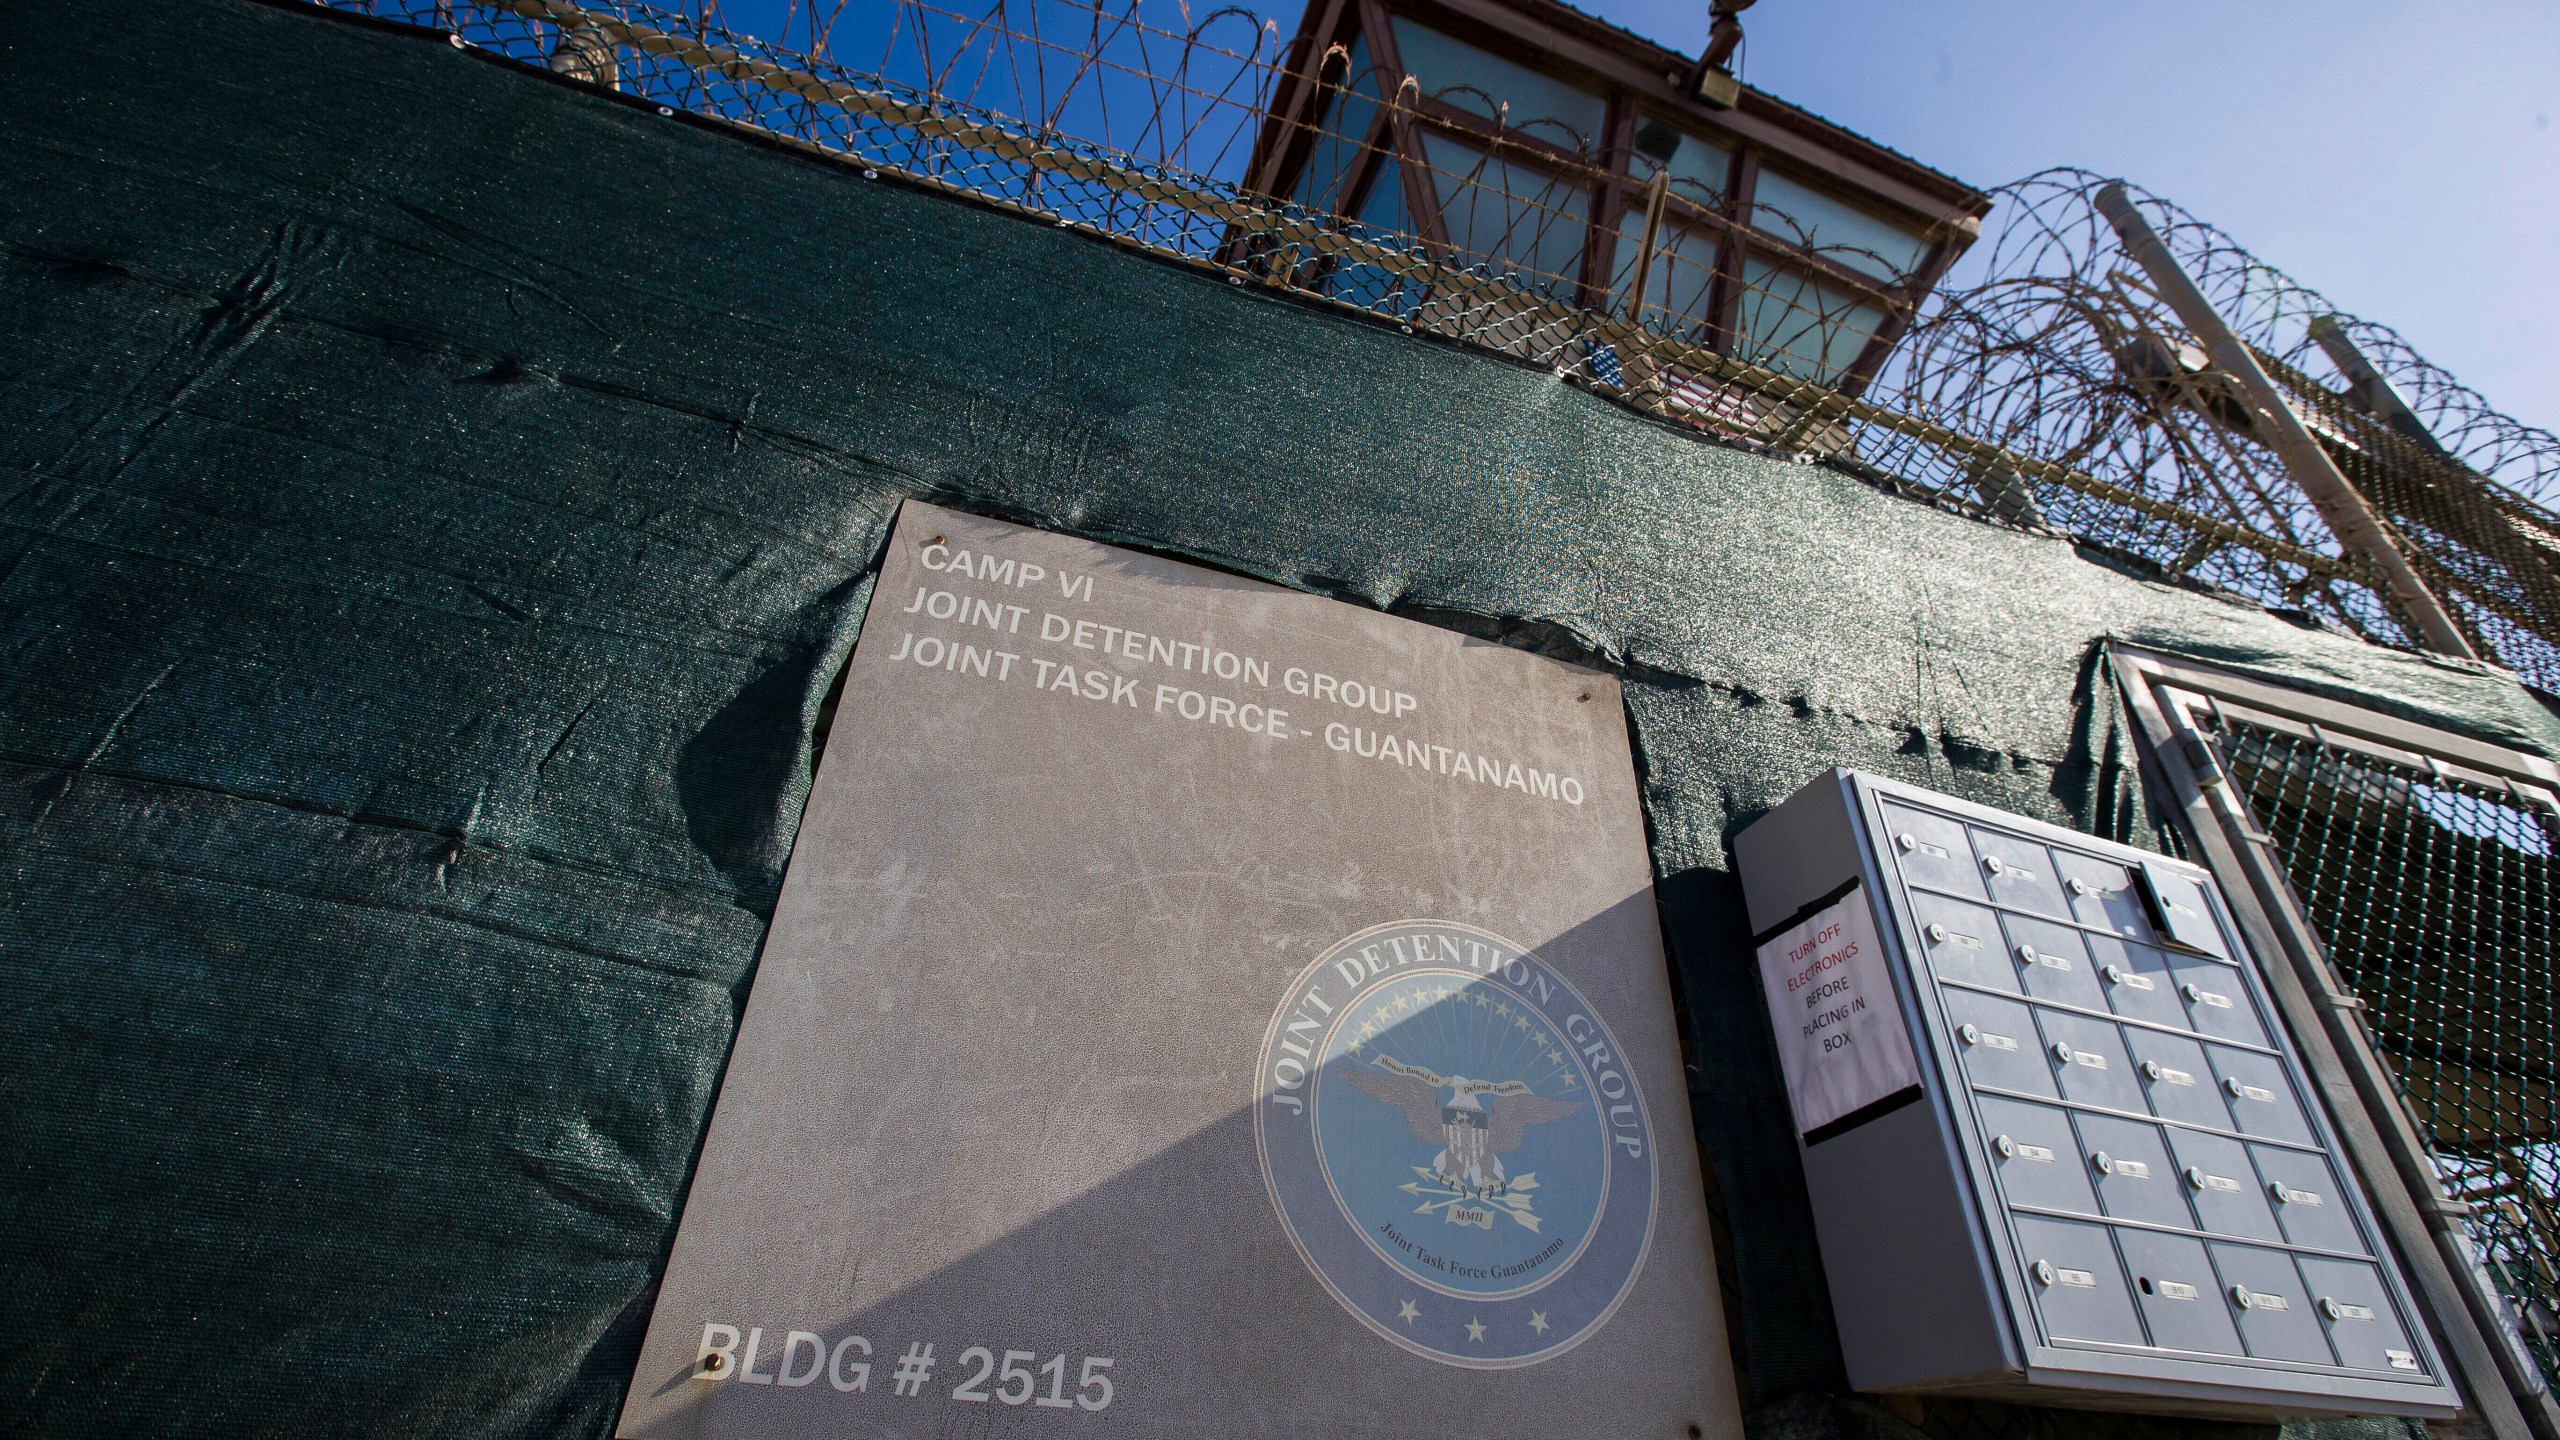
[2201, 717, 2559, 1394]
[2263, 341, 2560, 696]
[335, 0, 1930, 384]
[305, 0, 2558, 699]
[1880, 172, 2560, 692]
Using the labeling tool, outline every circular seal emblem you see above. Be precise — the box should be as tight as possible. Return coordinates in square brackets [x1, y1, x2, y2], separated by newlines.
[1256, 920, 1657, 1368]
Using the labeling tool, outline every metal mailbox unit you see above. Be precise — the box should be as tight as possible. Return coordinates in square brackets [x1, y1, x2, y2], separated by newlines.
[1735, 769, 2461, 1419]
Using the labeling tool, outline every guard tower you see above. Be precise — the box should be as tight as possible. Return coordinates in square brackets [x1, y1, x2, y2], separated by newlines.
[1242, 0, 1994, 396]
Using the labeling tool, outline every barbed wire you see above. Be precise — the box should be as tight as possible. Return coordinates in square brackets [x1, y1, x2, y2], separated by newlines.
[1870, 170, 2560, 685]
[314, 0, 2557, 693]
[1895, 169, 2558, 512]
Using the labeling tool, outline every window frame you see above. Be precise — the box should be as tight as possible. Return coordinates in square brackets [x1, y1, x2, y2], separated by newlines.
[1240, 0, 1987, 396]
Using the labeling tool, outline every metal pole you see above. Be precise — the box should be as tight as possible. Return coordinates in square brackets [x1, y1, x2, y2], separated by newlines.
[2307, 314, 2454, 458]
[1620, 167, 1670, 327]
[2095, 184, 2479, 660]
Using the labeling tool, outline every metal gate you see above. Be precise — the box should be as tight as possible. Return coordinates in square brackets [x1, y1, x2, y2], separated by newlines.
[2118, 647, 2560, 1438]
[2215, 717, 2560, 1372]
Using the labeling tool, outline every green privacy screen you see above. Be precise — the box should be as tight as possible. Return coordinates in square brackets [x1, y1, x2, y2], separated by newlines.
[2, 2, 2553, 1437]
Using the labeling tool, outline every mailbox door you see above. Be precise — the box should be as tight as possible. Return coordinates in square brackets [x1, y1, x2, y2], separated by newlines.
[1882, 801, 1988, 901]
[2162, 1128, 2284, 1243]
[1997, 912, 2108, 1012]
[2250, 1146, 2365, 1255]
[1969, 829, 2073, 922]
[2033, 1010, 2146, 1113]
[2016, 1216, 2146, 1348]
[2121, 1029, 2229, 1131]
[2115, 1228, 2245, 1357]
[2168, 955, 2269, 1046]
[2205, 1047, 2318, 1147]
[1944, 990, 2059, 1099]
[2051, 850, 2156, 944]
[2139, 863, 2231, 959]
[2072, 1113, 2191, 1229]
[2295, 1257, 2426, 1376]
[1911, 893, 2019, 995]
[1977, 1096, 2100, 1216]
[2084, 935, 2188, 1030]
[2210, 1244, 2334, 1365]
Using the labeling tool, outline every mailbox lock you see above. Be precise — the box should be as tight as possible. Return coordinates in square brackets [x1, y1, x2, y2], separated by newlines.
[2032, 1260, 2057, 1288]
[2104, 964, 2125, 985]
[2014, 944, 2038, 966]
[2067, 878, 2092, 897]
[1958, 1023, 1981, 1046]
[2184, 1166, 2207, 1190]
[2090, 1151, 2113, 1175]
[2181, 982, 2203, 1002]
[1896, 832, 1917, 852]
[2141, 1060, 2165, 1081]
[2229, 1285, 2255, 1310]
[2050, 1041, 2075, 1064]
[2224, 1077, 2247, 1098]
[1982, 855, 2006, 876]
[1993, 1134, 2016, 1158]
[1927, 923, 1948, 942]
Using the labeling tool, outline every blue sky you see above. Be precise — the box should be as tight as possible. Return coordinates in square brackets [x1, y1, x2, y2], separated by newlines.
[1668, 1, 2559, 432]
[734, 0, 2555, 430]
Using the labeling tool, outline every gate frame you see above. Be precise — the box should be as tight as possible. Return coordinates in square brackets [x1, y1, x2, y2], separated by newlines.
[2110, 642, 2560, 1440]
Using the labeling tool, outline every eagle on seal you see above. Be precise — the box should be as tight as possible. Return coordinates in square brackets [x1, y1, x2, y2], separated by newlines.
[1341, 1054, 1583, 1197]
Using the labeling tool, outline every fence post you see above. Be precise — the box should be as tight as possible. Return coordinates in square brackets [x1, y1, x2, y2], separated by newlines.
[2096, 184, 2478, 660]
[2307, 315, 2454, 459]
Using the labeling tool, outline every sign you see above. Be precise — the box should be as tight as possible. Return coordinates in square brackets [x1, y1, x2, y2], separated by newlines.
[1752, 883, 1920, 1141]
[617, 502, 1742, 1439]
